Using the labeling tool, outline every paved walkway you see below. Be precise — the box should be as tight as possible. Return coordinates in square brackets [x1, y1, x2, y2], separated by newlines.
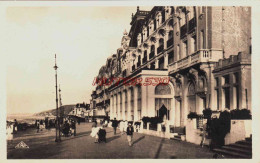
[7, 122, 215, 159]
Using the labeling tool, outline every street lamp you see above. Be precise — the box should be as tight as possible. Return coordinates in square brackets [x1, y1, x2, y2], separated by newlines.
[54, 54, 61, 142]
[59, 84, 62, 139]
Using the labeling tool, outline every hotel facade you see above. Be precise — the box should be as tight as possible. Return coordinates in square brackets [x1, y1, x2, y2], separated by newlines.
[90, 6, 251, 138]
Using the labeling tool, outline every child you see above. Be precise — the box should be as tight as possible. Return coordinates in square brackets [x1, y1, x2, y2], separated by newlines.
[126, 122, 134, 146]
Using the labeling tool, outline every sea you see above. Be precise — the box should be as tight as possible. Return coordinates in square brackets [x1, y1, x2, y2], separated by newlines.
[7, 114, 46, 125]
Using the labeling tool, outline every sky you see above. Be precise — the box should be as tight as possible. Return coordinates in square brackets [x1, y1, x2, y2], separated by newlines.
[3, 6, 152, 114]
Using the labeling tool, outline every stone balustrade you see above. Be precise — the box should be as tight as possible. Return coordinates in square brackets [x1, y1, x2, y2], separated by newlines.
[168, 49, 223, 74]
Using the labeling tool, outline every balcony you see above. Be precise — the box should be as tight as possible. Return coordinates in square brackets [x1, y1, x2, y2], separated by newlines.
[167, 37, 173, 48]
[180, 24, 187, 38]
[168, 49, 223, 74]
[157, 45, 164, 54]
[188, 17, 196, 33]
[149, 51, 155, 59]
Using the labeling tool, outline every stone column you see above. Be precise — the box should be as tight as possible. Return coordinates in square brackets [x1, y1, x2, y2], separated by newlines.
[122, 90, 126, 120]
[229, 73, 235, 110]
[155, 59, 159, 69]
[117, 92, 121, 120]
[164, 30, 169, 49]
[127, 88, 132, 121]
[134, 86, 138, 121]
[141, 85, 147, 117]
[110, 95, 114, 119]
[175, 99, 180, 127]
[164, 53, 168, 69]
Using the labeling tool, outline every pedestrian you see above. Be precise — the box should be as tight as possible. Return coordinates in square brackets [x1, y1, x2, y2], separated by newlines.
[112, 118, 118, 135]
[36, 120, 40, 133]
[6, 122, 13, 141]
[13, 119, 18, 133]
[45, 118, 48, 129]
[64, 120, 70, 137]
[90, 121, 100, 143]
[126, 122, 134, 146]
[200, 122, 207, 147]
[71, 119, 76, 136]
[40, 120, 44, 131]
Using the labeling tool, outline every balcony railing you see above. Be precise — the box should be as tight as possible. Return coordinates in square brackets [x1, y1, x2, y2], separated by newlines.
[168, 49, 223, 74]
[188, 17, 196, 32]
[149, 51, 155, 59]
[157, 45, 164, 54]
[167, 37, 174, 48]
[180, 24, 187, 38]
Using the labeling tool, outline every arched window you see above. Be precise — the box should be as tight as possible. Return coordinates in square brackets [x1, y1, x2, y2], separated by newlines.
[159, 38, 164, 46]
[187, 82, 196, 112]
[155, 84, 171, 95]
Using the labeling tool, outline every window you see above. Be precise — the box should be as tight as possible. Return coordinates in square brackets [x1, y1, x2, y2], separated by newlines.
[224, 88, 230, 109]
[216, 89, 220, 110]
[159, 57, 164, 69]
[200, 30, 205, 49]
[215, 77, 219, 87]
[162, 11, 165, 23]
[168, 51, 174, 64]
[130, 88, 134, 112]
[137, 86, 142, 120]
[120, 93, 122, 113]
[150, 62, 155, 70]
[177, 44, 180, 60]
[191, 35, 196, 54]
[183, 41, 188, 57]
[154, 19, 157, 31]
[155, 84, 171, 95]
[223, 75, 230, 84]
[125, 91, 128, 111]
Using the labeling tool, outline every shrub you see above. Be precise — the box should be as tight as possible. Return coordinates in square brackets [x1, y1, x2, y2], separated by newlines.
[134, 122, 141, 126]
[187, 112, 198, 119]
[230, 109, 252, 119]
[150, 117, 163, 124]
[141, 116, 150, 124]
[141, 116, 163, 124]
[203, 108, 212, 119]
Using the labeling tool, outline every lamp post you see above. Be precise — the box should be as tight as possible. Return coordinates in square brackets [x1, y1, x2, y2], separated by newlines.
[58, 84, 62, 140]
[54, 54, 61, 142]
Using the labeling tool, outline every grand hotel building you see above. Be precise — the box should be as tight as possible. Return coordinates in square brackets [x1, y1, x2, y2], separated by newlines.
[91, 6, 251, 136]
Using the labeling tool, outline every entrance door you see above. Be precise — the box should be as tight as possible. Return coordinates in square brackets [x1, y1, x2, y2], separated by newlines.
[158, 104, 168, 120]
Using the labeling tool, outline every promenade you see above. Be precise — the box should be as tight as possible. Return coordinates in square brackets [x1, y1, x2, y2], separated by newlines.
[7, 122, 215, 159]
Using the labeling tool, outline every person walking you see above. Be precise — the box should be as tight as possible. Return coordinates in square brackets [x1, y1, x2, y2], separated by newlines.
[36, 120, 40, 133]
[40, 120, 44, 131]
[126, 122, 134, 146]
[112, 118, 118, 135]
[71, 119, 76, 136]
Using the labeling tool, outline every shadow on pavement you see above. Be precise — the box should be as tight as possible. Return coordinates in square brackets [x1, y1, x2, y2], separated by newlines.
[154, 138, 165, 159]
[106, 135, 121, 143]
[132, 136, 145, 145]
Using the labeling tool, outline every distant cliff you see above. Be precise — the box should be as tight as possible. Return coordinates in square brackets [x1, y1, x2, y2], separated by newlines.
[34, 104, 75, 116]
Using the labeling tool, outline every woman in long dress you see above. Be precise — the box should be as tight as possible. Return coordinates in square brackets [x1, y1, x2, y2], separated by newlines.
[6, 123, 13, 141]
[90, 121, 100, 143]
